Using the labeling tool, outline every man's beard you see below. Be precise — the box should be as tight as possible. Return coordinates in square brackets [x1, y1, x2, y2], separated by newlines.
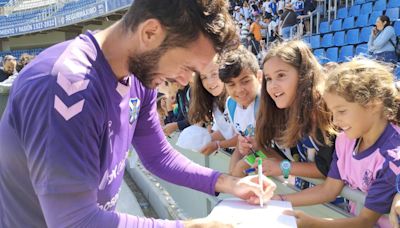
[128, 46, 167, 89]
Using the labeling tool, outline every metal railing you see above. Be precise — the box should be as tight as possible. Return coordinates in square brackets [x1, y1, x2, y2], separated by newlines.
[127, 133, 371, 219]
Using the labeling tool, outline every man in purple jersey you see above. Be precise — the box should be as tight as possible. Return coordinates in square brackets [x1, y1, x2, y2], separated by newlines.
[0, 0, 276, 227]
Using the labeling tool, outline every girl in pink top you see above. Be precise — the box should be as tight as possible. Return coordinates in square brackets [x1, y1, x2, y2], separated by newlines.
[275, 58, 400, 228]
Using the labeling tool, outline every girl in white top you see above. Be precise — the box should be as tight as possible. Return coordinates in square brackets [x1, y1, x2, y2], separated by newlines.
[188, 57, 237, 156]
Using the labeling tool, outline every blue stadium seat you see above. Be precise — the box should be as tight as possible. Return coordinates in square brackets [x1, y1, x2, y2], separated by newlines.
[361, 2, 373, 15]
[360, 26, 373, 42]
[0, 0, 9, 6]
[339, 45, 354, 62]
[355, 0, 365, 5]
[326, 47, 339, 62]
[331, 19, 342, 32]
[310, 35, 321, 49]
[395, 21, 400, 36]
[369, 11, 383, 25]
[319, 21, 330, 34]
[388, 0, 400, 8]
[302, 36, 311, 46]
[338, 7, 348, 19]
[373, 0, 387, 12]
[347, 29, 360, 44]
[303, 36, 311, 46]
[334, 31, 346, 46]
[355, 43, 369, 55]
[343, 17, 355, 30]
[321, 33, 334, 47]
[356, 14, 369, 27]
[349, 5, 361, 17]
[313, 49, 327, 64]
[386, 8, 400, 21]
[395, 65, 400, 80]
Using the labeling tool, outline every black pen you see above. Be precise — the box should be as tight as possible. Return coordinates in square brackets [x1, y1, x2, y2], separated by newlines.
[238, 130, 259, 157]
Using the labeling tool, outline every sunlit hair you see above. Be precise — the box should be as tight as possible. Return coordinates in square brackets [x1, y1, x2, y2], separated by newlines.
[219, 45, 260, 83]
[188, 68, 228, 124]
[122, 0, 239, 54]
[324, 57, 400, 125]
[156, 95, 167, 117]
[256, 40, 335, 149]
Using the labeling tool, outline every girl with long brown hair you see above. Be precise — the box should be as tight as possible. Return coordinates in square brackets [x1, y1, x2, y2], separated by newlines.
[238, 40, 335, 183]
[188, 57, 237, 155]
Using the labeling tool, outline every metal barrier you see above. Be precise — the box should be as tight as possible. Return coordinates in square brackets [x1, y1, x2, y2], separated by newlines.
[126, 133, 363, 220]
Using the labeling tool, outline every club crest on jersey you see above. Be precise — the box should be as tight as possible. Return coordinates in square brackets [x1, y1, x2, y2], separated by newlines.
[129, 98, 141, 124]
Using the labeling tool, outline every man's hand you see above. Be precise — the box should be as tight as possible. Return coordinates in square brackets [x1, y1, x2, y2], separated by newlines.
[215, 174, 276, 205]
[183, 218, 233, 228]
[163, 122, 178, 136]
[390, 193, 400, 228]
[284, 210, 319, 228]
[200, 141, 218, 156]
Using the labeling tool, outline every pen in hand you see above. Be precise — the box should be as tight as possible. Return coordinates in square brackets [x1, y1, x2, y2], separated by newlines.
[238, 130, 258, 157]
[258, 158, 264, 207]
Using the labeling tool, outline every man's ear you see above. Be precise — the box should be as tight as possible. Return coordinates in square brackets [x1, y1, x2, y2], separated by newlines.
[137, 19, 166, 50]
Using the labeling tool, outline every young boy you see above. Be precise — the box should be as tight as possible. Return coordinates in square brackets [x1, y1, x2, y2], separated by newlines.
[219, 45, 262, 177]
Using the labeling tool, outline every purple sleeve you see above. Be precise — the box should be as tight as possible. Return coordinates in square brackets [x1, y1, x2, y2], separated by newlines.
[364, 163, 397, 214]
[38, 190, 183, 228]
[11, 73, 102, 195]
[327, 147, 341, 180]
[132, 89, 221, 195]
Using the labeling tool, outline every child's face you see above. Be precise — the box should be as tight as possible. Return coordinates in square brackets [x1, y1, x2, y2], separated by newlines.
[323, 92, 379, 140]
[225, 68, 261, 108]
[200, 62, 224, 97]
[263, 57, 299, 109]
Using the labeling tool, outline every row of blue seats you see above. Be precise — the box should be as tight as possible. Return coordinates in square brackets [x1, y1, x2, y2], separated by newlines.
[62, 0, 97, 11]
[338, 0, 400, 19]
[313, 45, 400, 79]
[311, 21, 400, 49]
[313, 44, 400, 80]
[313, 44, 368, 63]
[0, 0, 97, 27]
[320, 8, 400, 34]
[311, 27, 372, 48]
[0, 0, 8, 7]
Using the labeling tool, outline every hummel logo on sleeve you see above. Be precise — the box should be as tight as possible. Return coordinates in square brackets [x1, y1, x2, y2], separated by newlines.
[54, 95, 85, 121]
[390, 161, 400, 175]
[54, 72, 89, 121]
[56, 72, 89, 96]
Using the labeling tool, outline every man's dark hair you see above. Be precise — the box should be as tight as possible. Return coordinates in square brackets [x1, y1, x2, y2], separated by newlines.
[219, 45, 259, 83]
[122, 0, 239, 53]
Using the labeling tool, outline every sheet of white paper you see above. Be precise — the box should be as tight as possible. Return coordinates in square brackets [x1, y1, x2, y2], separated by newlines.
[208, 198, 297, 228]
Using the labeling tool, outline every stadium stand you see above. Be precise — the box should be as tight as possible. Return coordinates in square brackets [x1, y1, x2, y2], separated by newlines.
[0, 0, 397, 76]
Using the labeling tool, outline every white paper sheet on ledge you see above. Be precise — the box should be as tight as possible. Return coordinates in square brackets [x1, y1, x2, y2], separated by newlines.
[207, 198, 297, 228]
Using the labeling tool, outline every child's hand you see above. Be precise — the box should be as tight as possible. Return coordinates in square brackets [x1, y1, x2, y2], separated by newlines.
[200, 141, 218, 156]
[283, 210, 318, 228]
[237, 135, 256, 156]
[390, 193, 400, 228]
[253, 158, 282, 176]
[163, 122, 178, 136]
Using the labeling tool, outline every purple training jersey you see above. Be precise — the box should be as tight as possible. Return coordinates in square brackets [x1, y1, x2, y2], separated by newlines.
[0, 31, 221, 227]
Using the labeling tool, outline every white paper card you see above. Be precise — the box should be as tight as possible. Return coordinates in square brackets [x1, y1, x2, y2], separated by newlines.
[208, 198, 297, 228]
